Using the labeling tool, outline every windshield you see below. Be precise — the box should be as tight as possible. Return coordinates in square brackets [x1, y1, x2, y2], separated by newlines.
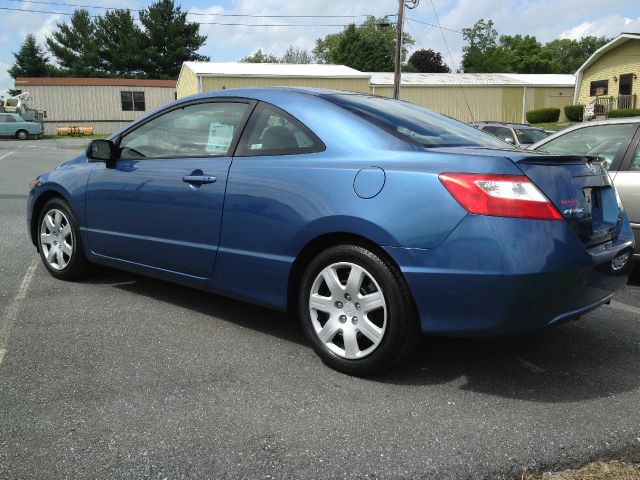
[514, 128, 548, 144]
[321, 94, 512, 149]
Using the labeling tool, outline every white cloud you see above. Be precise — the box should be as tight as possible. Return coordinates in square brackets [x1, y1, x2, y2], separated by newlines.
[190, 0, 393, 61]
[0, 61, 12, 97]
[560, 15, 640, 39]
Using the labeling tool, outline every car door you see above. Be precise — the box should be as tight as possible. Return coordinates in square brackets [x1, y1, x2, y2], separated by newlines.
[0, 114, 14, 135]
[85, 99, 254, 277]
[611, 125, 640, 248]
[213, 101, 326, 307]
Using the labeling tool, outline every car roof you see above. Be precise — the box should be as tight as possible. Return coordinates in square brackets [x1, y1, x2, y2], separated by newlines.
[528, 117, 640, 150]
[189, 86, 365, 101]
[472, 121, 543, 129]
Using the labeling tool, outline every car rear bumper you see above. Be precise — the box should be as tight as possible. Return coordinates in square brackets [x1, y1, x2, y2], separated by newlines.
[384, 214, 634, 336]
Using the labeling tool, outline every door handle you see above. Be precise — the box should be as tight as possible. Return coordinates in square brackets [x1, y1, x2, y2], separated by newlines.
[182, 175, 217, 185]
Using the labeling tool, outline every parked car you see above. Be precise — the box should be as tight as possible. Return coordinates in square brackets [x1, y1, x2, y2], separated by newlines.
[528, 117, 640, 258]
[471, 121, 549, 148]
[0, 113, 43, 140]
[27, 89, 634, 375]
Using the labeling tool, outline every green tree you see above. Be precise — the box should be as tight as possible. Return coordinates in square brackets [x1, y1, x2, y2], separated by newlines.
[280, 45, 313, 64]
[8, 34, 52, 78]
[241, 49, 279, 63]
[95, 9, 146, 77]
[313, 16, 413, 72]
[47, 9, 101, 76]
[461, 19, 510, 72]
[139, 0, 208, 78]
[499, 34, 560, 73]
[408, 49, 450, 73]
[543, 36, 610, 73]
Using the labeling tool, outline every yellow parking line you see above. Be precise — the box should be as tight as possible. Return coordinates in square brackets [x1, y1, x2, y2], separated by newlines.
[0, 256, 39, 366]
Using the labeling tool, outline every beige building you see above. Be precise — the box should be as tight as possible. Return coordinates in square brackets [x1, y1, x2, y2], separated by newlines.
[177, 62, 371, 99]
[177, 62, 575, 124]
[574, 32, 640, 111]
[14, 77, 177, 135]
[368, 73, 575, 123]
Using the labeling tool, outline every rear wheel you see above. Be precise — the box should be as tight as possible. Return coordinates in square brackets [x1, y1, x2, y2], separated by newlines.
[16, 129, 28, 140]
[299, 244, 419, 376]
[37, 198, 89, 280]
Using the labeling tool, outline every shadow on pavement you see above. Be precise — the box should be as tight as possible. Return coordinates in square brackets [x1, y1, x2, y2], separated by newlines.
[80, 266, 640, 403]
[82, 266, 306, 346]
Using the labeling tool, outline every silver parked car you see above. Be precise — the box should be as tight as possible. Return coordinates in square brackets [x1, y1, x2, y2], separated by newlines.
[471, 121, 549, 148]
[528, 118, 640, 257]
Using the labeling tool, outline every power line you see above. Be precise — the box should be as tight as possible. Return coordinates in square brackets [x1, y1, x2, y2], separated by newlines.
[428, 0, 475, 122]
[0, 6, 378, 26]
[7, 0, 383, 18]
[406, 17, 462, 34]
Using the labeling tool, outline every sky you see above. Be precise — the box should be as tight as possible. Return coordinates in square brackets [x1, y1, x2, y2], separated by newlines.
[1, 0, 639, 96]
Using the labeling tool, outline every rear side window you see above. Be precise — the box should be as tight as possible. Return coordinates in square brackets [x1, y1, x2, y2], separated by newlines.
[536, 123, 635, 170]
[493, 126, 515, 143]
[236, 103, 324, 156]
[321, 94, 511, 149]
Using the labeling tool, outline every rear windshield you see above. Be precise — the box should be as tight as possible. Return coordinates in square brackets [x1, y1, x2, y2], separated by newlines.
[321, 94, 512, 149]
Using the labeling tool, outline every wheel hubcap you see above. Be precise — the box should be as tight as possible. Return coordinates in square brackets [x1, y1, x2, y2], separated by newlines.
[309, 262, 387, 359]
[40, 209, 73, 271]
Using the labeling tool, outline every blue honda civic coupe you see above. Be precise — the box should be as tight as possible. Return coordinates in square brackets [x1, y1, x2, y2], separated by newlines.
[27, 88, 634, 375]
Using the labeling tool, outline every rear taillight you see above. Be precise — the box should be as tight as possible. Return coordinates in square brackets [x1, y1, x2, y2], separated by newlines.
[438, 173, 563, 221]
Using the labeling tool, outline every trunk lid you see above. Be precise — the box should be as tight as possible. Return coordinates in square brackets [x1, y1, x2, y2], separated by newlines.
[514, 154, 622, 247]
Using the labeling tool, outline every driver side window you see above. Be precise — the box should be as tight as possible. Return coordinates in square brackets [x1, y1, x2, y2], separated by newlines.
[119, 102, 249, 159]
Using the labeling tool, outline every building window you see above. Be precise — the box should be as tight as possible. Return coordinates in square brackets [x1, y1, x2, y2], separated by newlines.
[589, 80, 608, 96]
[121, 91, 146, 111]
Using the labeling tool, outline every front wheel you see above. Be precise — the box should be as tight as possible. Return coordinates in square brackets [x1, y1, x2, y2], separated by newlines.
[299, 244, 419, 376]
[16, 130, 28, 140]
[37, 198, 89, 280]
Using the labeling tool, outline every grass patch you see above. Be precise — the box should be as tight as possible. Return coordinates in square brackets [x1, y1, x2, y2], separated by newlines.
[522, 460, 640, 480]
[528, 121, 577, 132]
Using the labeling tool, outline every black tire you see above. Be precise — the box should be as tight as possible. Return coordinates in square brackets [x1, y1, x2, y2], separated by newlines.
[298, 244, 420, 376]
[16, 129, 28, 140]
[37, 198, 90, 280]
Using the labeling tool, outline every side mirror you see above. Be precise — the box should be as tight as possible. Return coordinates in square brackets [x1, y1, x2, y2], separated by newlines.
[504, 137, 514, 144]
[87, 139, 117, 165]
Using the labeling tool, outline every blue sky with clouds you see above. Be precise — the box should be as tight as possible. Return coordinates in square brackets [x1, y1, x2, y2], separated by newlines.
[1, 0, 639, 96]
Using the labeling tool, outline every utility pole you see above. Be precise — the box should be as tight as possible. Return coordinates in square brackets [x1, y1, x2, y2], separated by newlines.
[393, 0, 405, 100]
[393, 0, 418, 99]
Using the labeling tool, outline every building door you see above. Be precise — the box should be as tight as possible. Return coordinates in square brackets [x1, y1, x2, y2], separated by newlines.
[619, 74, 633, 96]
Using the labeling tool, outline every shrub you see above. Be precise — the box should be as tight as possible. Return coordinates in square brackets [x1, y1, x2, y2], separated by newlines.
[526, 107, 560, 124]
[564, 104, 584, 122]
[608, 108, 640, 118]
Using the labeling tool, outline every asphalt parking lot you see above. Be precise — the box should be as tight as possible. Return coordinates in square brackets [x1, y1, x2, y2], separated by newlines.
[1, 138, 639, 479]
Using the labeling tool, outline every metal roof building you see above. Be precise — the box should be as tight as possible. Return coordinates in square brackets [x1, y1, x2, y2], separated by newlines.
[177, 63, 576, 123]
[177, 62, 371, 98]
[14, 77, 177, 135]
[368, 73, 576, 123]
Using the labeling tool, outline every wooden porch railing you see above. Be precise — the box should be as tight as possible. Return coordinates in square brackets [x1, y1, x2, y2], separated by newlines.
[617, 94, 637, 110]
